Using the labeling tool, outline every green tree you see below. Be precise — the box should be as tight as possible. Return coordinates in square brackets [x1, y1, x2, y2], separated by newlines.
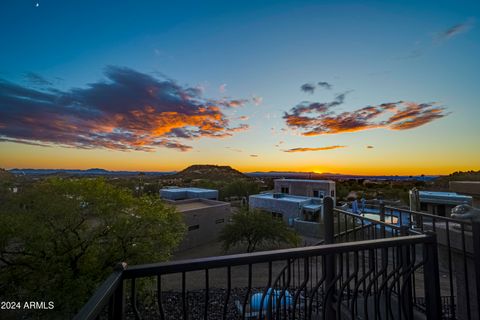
[219, 208, 300, 253]
[0, 178, 185, 318]
[220, 179, 261, 200]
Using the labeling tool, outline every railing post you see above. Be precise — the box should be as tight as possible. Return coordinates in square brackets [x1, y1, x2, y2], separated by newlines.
[400, 226, 413, 319]
[323, 197, 336, 318]
[422, 232, 441, 320]
[111, 262, 127, 320]
[472, 220, 480, 319]
[324, 197, 334, 244]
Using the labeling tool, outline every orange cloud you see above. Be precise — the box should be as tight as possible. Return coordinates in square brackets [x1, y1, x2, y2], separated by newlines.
[284, 145, 346, 152]
[284, 98, 448, 136]
[0, 67, 251, 152]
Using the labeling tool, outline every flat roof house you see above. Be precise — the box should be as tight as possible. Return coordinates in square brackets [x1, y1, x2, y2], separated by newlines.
[248, 193, 324, 238]
[160, 187, 218, 201]
[166, 198, 232, 251]
[274, 179, 336, 203]
[409, 188, 473, 217]
[160, 187, 228, 251]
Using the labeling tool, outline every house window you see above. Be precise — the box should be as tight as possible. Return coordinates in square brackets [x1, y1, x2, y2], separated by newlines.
[188, 224, 200, 231]
[331, 190, 335, 197]
[215, 218, 225, 224]
[281, 187, 289, 194]
[272, 212, 283, 219]
[313, 190, 324, 198]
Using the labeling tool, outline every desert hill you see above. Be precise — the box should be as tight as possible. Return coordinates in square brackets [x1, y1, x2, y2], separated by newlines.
[171, 165, 250, 182]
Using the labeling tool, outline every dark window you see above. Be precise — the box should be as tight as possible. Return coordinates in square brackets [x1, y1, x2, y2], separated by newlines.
[437, 204, 446, 217]
[215, 218, 224, 224]
[281, 187, 289, 194]
[272, 212, 283, 219]
[188, 224, 200, 231]
[331, 190, 335, 197]
[313, 190, 324, 198]
[420, 202, 428, 211]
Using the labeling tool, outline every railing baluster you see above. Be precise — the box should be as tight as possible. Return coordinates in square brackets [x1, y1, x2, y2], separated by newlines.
[423, 232, 442, 320]
[473, 220, 480, 320]
[445, 220, 456, 319]
[258, 261, 272, 318]
[292, 257, 309, 320]
[461, 224, 472, 320]
[182, 271, 187, 320]
[131, 278, 141, 320]
[157, 275, 165, 320]
[204, 268, 209, 320]
[242, 264, 252, 320]
[222, 266, 231, 320]
[308, 256, 326, 318]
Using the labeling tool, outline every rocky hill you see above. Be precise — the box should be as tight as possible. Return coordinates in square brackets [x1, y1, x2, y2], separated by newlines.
[171, 165, 249, 182]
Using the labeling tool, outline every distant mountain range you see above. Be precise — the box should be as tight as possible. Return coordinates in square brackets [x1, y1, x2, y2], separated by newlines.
[7, 167, 439, 181]
[245, 171, 439, 181]
[8, 168, 176, 176]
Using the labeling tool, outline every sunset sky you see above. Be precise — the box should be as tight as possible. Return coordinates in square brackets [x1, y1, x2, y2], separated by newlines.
[1, 0, 479, 175]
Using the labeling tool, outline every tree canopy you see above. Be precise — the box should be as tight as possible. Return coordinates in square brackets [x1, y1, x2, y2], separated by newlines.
[219, 208, 300, 253]
[0, 178, 185, 318]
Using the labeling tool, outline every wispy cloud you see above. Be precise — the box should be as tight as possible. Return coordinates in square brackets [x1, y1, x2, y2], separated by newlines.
[274, 140, 285, 147]
[24, 72, 52, 86]
[283, 91, 448, 136]
[250, 154, 259, 157]
[0, 137, 51, 147]
[0, 66, 250, 152]
[435, 19, 474, 43]
[252, 95, 263, 105]
[226, 147, 243, 152]
[300, 81, 333, 94]
[400, 19, 474, 59]
[219, 83, 227, 93]
[284, 145, 346, 153]
[317, 81, 332, 90]
[300, 83, 316, 94]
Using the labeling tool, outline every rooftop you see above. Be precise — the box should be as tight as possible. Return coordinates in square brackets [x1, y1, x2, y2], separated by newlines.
[274, 179, 334, 183]
[419, 190, 471, 199]
[160, 187, 219, 201]
[161, 187, 217, 193]
[418, 190, 472, 205]
[169, 198, 227, 212]
[251, 193, 322, 204]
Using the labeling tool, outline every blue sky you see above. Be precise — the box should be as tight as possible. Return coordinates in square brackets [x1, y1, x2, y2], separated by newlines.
[0, 0, 479, 174]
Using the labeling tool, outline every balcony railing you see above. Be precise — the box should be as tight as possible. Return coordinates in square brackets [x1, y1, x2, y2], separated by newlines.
[74, 198, 480, 320]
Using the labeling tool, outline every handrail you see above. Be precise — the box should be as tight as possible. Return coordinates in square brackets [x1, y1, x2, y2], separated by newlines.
[123, 234, 431, 278]
[384, 205, 472, 225]
[73, 268, 124, 320]
[334, 207, 403, 230]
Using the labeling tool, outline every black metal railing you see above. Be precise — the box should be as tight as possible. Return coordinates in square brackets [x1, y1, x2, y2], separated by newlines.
[74, 197, 480, 320]
[339, 202, 480, 320]
[75, 235, 440, 320]
[381, 205, 480, 320]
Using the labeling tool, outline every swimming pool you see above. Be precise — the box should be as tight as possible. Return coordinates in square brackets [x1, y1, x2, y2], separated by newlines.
[346, 207, 410, 229]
